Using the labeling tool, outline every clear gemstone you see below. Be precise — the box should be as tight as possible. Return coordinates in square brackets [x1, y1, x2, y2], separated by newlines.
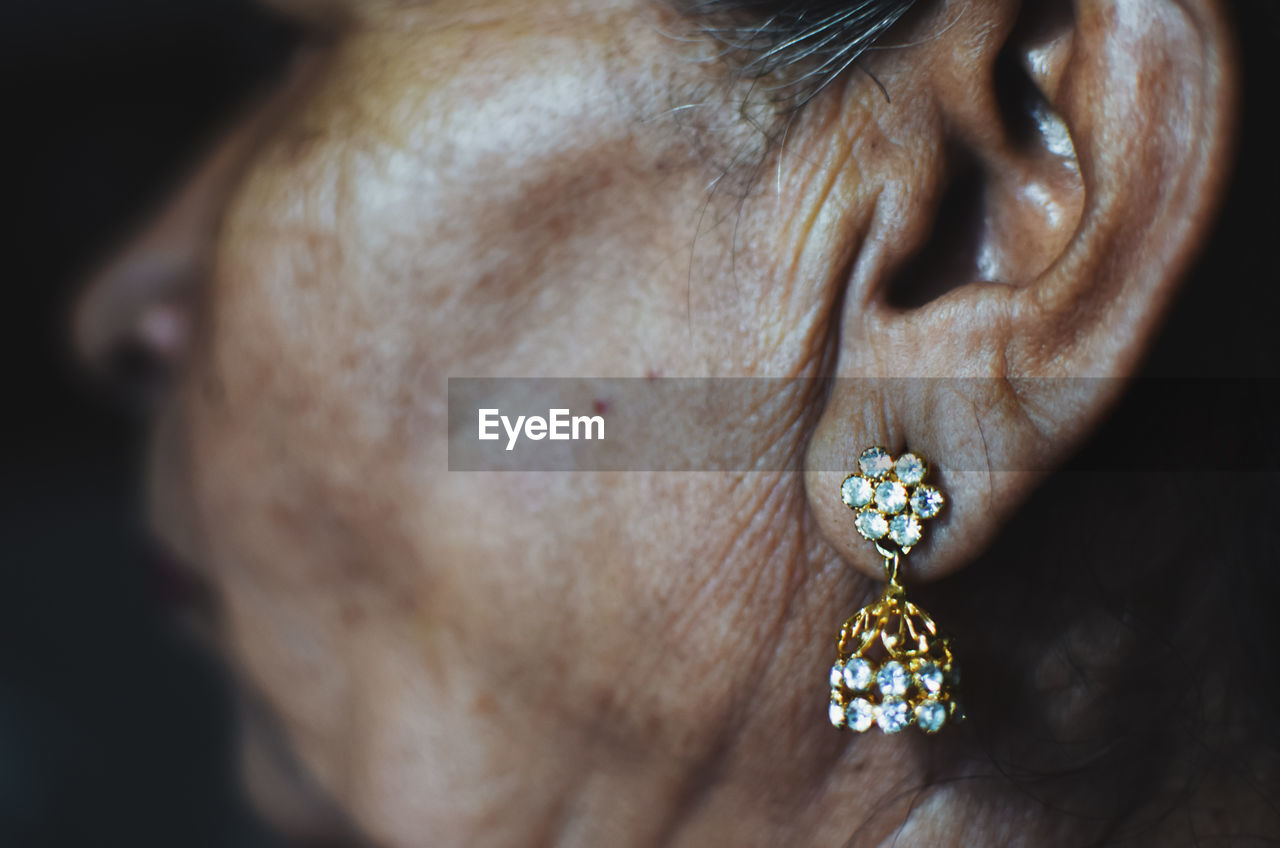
[915, 661, 943, 693]
[910, 485, 945, 519]
[840, 475, 874, 509]
[895, 453, 927, 485]
[858, 447, 893, 479]
[842, 658, 873, 692]
[876, 660, 909, 696]
[915, 700, 947, 733]
[855, 509, 888, 540]
[874, 481, 908, 514]
[889, 513, 923, 548]
[876, 698, 911, 733]
[829, 662, 845, 688]
[829, 700, 847, 728]
[846, 698, 875, 732]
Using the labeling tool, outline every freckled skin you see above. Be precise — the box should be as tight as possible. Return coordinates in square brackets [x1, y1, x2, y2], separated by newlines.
[78, 0, 1239, 844]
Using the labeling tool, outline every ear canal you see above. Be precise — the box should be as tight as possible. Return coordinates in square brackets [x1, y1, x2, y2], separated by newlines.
[886, 0, 1084, 311]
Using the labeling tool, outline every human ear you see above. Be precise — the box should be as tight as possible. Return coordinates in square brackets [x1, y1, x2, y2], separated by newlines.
[802, 0, 1237, 581]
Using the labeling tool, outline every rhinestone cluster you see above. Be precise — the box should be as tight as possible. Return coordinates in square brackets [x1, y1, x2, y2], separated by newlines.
[827, 655, 961, 734]
[840, 447, 945, 553]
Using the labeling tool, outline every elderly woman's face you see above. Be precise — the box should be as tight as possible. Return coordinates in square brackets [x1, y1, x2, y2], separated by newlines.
[125, 0, 873, 840]
[79, 0, 1236, 842]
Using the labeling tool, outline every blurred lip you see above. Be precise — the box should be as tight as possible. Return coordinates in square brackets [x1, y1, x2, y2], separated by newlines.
[141, 396, 217, 632]
[140, 538, 207, 610]
[142, 430, 361, 843]
[138, 521, 220, 649]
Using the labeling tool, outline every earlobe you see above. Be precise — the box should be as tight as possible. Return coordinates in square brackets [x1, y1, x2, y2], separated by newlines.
[803, 0, 1237, 582]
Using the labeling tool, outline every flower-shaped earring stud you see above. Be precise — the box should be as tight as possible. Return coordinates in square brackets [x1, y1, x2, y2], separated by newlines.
[840, 446, 945, 554]
[828, 447, 963, 735]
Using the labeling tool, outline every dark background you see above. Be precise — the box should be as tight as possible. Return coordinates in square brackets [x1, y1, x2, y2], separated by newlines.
[4, 1, 297, 844]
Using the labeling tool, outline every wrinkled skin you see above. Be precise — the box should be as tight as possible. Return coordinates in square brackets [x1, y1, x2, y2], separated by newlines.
[78, 0, 1238, 844]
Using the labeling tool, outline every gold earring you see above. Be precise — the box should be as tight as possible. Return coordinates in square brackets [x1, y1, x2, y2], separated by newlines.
[828, 447, 963, 734]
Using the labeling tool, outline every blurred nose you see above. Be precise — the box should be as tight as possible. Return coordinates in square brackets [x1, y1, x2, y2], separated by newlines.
[74, 162, 216, 408]
[74, 46, 323, 409]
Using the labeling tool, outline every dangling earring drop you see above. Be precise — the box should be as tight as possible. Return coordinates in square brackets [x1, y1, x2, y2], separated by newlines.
[828, 447, 963, 734]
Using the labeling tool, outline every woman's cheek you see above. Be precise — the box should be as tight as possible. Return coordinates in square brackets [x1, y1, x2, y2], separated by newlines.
[164, 0, 699, 753]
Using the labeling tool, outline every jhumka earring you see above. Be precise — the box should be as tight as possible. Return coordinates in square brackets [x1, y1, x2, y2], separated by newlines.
[828, 447, 963, 734]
